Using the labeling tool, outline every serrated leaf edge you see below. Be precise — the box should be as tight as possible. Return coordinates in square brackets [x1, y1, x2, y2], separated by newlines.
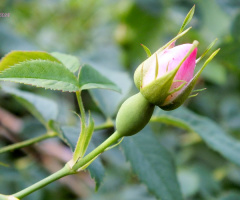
[0, 59, 80, 92]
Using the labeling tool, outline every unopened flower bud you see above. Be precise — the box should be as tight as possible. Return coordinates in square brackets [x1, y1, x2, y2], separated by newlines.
[115, 7, 220, 137]
[134, 41, 200, 110]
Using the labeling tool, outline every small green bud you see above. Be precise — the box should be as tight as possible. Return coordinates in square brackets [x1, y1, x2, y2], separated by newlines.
[116, 93, 154, 137]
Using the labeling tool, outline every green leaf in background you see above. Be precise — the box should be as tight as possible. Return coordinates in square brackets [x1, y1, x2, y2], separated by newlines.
[1, 86, 58, 126]
[0, 161, 49, 200]
[86, 141, 105, 191]
[79, 65, 121, 92]
[0, 51, 60, 72]
[152, 107, 240, 166]
[218, 40, 240, 75]
[218, 192, 240, 200]
[220, 96, 240, 131]
[193, 165, 220, 199]
[231, 13, 240, 42]
[201, 61, 227, 85]
[0, 23, 37, 54]
[90, 68, 132, 118]
[177, 169, 199, 198]
[60, 126, 81, 152]
[86, 185, 156, 200]
[121, 126, 183, 200]
[51, 52, 80, 73]
[0, 60, 80, 92]
[197, 0, 231, 38]
[61, 126, 105, 190]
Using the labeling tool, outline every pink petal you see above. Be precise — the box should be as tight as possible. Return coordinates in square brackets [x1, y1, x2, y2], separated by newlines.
[142, 43, 197, 91]
[169, 44, 197, 91]
[163, 44, 197, 103]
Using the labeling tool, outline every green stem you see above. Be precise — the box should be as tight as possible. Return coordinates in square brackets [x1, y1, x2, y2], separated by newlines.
[94, 119, 114, 131]
[73, 91, 87, 161]
[76, 91, 86, 126]
[72, 131, 122, 171]
[0, 194, 10, 200]
[12, 164, 73, 199]
[0, 132, 58, 154]
[0, 194, 19, 200]
[8, 131, 122, 199]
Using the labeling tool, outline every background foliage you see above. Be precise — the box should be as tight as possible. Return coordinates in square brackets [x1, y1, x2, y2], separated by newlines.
[0, 0, 240, 200]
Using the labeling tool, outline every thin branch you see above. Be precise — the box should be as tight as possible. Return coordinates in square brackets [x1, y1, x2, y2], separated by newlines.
[94, 119, 114, 131]
[0, 132, 58, 154]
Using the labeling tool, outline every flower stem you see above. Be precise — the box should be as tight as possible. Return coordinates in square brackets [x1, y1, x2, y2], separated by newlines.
[0, 132, 58, 154]
[94, 118, 114, 131]
[8, 131, 122, 199]
[12, 164, 73, 199]
[76, 91, 86, 126]
[72, 131, 122, 171]
[0, 194, 19, 200]
[0, 194, 11, 200]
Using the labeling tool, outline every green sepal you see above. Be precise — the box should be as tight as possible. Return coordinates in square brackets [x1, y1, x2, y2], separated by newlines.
[156, 27, 192, 54]
[178, 5, 195, 34]
[196, 38, 218, 63]
[168, 81, 187, 95]
[188, 93, 198, 98]
[141, 44, 152, 57]
[160, 48, 220, 110]
[116, 93, 155, 137]
[160, 79, 196, 111]
[141, 64, 180, 106]
[192, 88, 207, 93]
[105, 137, 124, 151]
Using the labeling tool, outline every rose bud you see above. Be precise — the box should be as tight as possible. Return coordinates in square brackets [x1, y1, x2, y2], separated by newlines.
[134, 40, 219, 111]
[115, 6, 220, 137]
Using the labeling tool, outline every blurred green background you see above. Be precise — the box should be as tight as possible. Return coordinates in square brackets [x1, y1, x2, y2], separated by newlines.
[0, 0, 240, 200]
